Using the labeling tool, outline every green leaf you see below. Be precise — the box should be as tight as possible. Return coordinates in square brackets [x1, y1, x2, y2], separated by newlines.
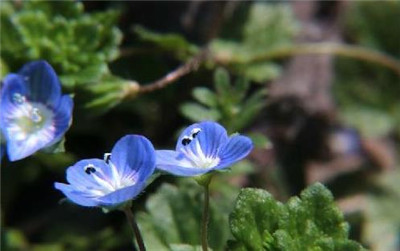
[180, 103, 221, 122]
[133, 25, 199, 60]
[229, 183, 365, 251]
[1, 1, 122, 88]
[230, 188, 284, 250]
[170, 244, 205, 251]
[78, 75, 140, 116]
[247, 133, 272, 149]
[238, 62, 281, 83]
[41, 138, 66, 154]
[192, 87, 218, 107]
[214, 67, 231, 96]
[137, 180, 230, 251]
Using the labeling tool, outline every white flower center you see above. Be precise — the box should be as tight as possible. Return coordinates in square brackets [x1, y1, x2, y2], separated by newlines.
[180, 139, 220, 169]
[82, 160, 137, 197]
[6, 94, 55, 142]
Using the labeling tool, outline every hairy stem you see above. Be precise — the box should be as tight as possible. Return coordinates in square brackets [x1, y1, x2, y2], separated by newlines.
[123, 206, 146, 251]
[201, 184, 210, 251]
[138, 49, 209, 94]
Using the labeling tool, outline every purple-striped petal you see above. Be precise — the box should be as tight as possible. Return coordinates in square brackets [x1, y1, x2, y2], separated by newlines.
[97, 182, 146, 206]
[110, 135, 156, 183]
[66, 159, 113, 193]
[54, 183, 99, 207]
[156, 150, 211, 176]
[215, 135, 253, 170]
[18, 60, 62, 106]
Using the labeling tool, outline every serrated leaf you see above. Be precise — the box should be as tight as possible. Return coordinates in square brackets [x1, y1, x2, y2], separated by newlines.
[229, 183, 365, 251]
[1, 1, 122, 88]
[192, 87, 218, 107]
[180, 103, 221, 122]
[230, 188, 283, 250]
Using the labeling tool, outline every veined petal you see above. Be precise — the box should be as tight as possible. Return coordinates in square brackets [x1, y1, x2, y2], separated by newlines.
[156, 150, 213, 176]
[18, 60, 62, 106]
[176, 121, 228, 159]
[0, 74, 29, 112]
[215, 135, 253, 170]
[66, 159, 115, 194]
[54, 183, 99, 207]
[6, 125, 56, 161]
[97, 182, 146, 206]
[47, 95, 73, 146]
[110, 135, 156, 183]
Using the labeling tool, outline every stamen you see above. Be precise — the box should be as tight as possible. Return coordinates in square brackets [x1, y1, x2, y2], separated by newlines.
[181, 136, 192, 146]
[191, 128, 201, 138]
[103, 153, 111, 164]
[30, 107, 42, 123]
[84, 164, 96, 175]
[12, 93, 26, 105]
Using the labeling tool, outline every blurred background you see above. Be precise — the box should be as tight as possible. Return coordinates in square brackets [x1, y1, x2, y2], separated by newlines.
[1, 1, 400, 250]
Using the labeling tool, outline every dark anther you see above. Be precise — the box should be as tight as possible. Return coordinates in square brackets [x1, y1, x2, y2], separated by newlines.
[182, 137, 192, 146]
[191, 128, 201, 138]
[104, 153, 111, 164]
[85, 166, 96, 175]
[192, 131, 200, 138]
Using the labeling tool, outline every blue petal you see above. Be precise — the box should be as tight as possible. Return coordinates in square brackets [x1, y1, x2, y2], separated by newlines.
[97, 182, 146, 206]
[66, 159, 112, 191]
[18, 60, 62, 106]
[156, 150, 211, 176]
[47, 95, 73, 146]
[6, 135, 50, 161]
[215, 135, 253, 170]
[176, 121, 228, 158]
[0, 74, 29, 112]
[110, 135, 156, 183]
[54, 182, 99, 207]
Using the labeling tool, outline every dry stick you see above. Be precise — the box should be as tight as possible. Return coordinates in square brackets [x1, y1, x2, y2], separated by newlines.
[138, 49, 209, 94]
[127, 43, 399, 97]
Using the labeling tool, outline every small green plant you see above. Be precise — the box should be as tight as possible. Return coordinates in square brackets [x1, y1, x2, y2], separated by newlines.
[180, 68, 267, 133]
[229, 183, 365, 251]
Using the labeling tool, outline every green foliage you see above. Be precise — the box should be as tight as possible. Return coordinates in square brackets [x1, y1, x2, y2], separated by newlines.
[229, 183, 365, 251]
[133, 25, 199, 60]
[137, 180, 229, 251]
[210, 2, 298, 83]
[364, 169, 400, 251]
[334, 1, 400, 135]
[0, 0, 122, 88]
[180, 68, 267, 133]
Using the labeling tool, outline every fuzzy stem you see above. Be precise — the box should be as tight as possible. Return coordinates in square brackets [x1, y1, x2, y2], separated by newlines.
[123, 206, 146, 251]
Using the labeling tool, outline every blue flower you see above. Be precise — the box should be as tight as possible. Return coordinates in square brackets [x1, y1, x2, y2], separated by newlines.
[55, 135, 156, 207]
[0, 60, 73, 161]
[156, 121, 253, 176]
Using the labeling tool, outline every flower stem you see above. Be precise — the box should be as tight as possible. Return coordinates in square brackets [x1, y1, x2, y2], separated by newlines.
[201, 183, 210, 251]
[123, 206, 146, 251]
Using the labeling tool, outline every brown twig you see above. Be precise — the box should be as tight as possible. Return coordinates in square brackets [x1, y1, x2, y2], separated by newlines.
[138, 49, 209, 94]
